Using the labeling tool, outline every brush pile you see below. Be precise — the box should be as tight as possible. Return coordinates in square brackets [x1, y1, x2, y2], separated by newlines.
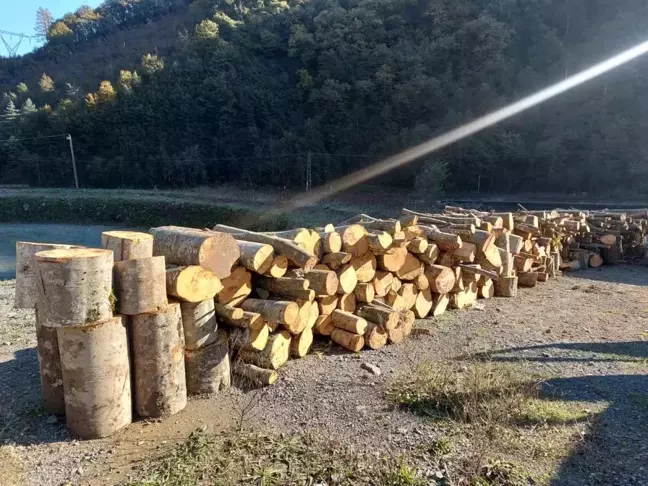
[13, 206, 646, 439]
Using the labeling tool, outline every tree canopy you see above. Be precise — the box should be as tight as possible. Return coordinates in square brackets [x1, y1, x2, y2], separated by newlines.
[1, 0, 648, 195]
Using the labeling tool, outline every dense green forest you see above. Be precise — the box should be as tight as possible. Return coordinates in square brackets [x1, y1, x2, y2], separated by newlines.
[1, 0, 648, 195]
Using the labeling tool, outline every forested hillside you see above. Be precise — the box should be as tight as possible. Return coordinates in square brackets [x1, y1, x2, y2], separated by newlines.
[1, 0, 648, 195]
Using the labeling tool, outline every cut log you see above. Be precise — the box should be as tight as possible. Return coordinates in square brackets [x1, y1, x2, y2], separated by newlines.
[517, 271, 539, 288]
[391, 276, 403, 293]
[151, 226, 239, 279]
[508, 234, 524, 254]
[407, 238, 429, 254]
[321, 231, 342, 254]
[57, 316, 131, 439]
[256, 275, 308, 295]
[479, 279, 494, 299]
[425, 264, 456, 294]
[372, 271, 394, 297]
[449, 291, 469, 310]
[601, 242, 620, 265]
[364, 323, 388, 350]
[466, 230, 496, 254]
[180, 299, 219, 351]
[451, 267, 465, 292]
[322, 252, 353, 270]
[338, 293, 357, 313]
[401, 310, 415, 337]
[337, 264, 358, 294]
[314, 314, 334, 335]
[453, 243, 476, 262]
[332, 309, 368, 334]
[225, 311, 265, 330]
[589, 253, 604, 268]
[417, 243, 439, 265]
[513, 255, 533, 272]
[351, 252, 377, 283]
[492, 212, 514, 230]
[431, 293, 449, 317]
[339, 224, 369, 257]
[113, 256, 167, 315]
[238, 330, 291, 370]
[263, 255, 288, 278]
[399, 283, 418, 310]
[395, 253, 424, 281]
[229, 325, 269, 351]
[331, 328, 364, 352]
[305, 269, 339, 296]
[34, 306, 64, 415]
[291, 327, 314, 358]
[414, 273, 430, 291]
[413, 288, 433, 318]
[600, 234, 617, 246]
[166, 265, 223, 302]
[354, 282, 375, 303]
[377, 246, 408, 272]
[386, 324, 404, 344]
[419, 226, 462, 251]
[14, 242, 82, 309]
[392, 231, 407, 247]
[35, 248, 113, 327]
[237, 241, 274, 274]
[214, 224, 317, 271]
[213, 303, 244, 321]
[385, 290, 407, 311]
[459, 263, 499, 280]
[367, 231, 393, 252]
[360, 219, 401, 233]
[233, 362, 277, 387]
[131, 303, 186, 417]
[101, 231, 153, 262]
[216, 267, 252, 305]
[240, 299, 298, 326]
[269, 228, 321, 256]
[494, 276, 518, 297]
[317, 295, 339, 315]
[356, 304, 399, 330]
[185, 329, 231, 394]
[437, 252, 455, 267]
[537, 272, 549, 282]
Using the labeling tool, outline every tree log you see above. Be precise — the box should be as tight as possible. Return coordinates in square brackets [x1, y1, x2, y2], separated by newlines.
[332, 309, 368, 334]
[314, 314, 334, 335]
[589, 253, 603, 268]
[321, 231, 343, 254]
[305, 269, 339, 296]
[356, 304, 399, 330]
[14, 242, 81, 309]
[237, 241, 274, 274]
[413, 287, 433, 318]
[425, 264, 456, 294]
[513, 255, 533, 272]
[372, 270, 394, 297]
[386, 324, 404, 344]
[337, 264, 358, 294]
[338, 293, 357, 313]
[237, 330, 291, 370]
[431, 293, 449, 317]
[34, 306, 64, 415]
[479, 279, 494, 299]
[453, 242, 476, 262]
[377, 246, 408, 272]
[417, 242, 439, 265]
[101, 231, 153, 262]
[364, 323, 388, 349]
[291, 326, 314, 358]
[240, 299, 298, 326]
[407, 238, 429, 254]
[399, 283, 418, 310]
[494, 276, 518, 297]
[185, 329, 231, 394]
[233, 362, 277, 387]
[331, 328, 364, 352]
[322, 252, 353, 270]
[113, 256, 167, 315]
[151, 226, 239, 279]
[166, 265, 223, 302]
[338, 224, 369, 257]
[419, 225, 462, 251]
[354, 282, 375, 303]
[35, 248, 113, 327]
[57, 316, 131, 439]
[517, 271, 539, 288]
[367, 231, 393, 252]
[385, 290, 407, 311]
[229, 325, 269, 351]
[414, 273, 430, 291]
[395, 253, 424, 281]
[263, 255, 288, 278]
[180, 299, 219, 351]
[317, 295, 339, 315]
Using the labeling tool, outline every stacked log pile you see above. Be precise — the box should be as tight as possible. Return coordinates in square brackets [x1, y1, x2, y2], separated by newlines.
[14, 206, 647, 439]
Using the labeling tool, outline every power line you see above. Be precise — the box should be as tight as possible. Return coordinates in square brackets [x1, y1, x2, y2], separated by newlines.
[0, 30, 38, 57]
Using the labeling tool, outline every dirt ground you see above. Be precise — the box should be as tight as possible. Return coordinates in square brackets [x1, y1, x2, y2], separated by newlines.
[1, 265, 647, 486]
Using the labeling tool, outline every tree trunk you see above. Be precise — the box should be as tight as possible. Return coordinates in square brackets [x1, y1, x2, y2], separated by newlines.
[331, 328, 364, 351]
[113, 256, 167, 315]
[337, 224, 369, 257]
[35, 248, 113, 327]
[185, 329, 231, 394]
[14, 242, 81, 309]
[166, 265, 223, 302]
[34, 306, 64, 415]
[237, 241, 274, 274]
[101, 231, 153, 262]
[151, 226, 239, 279]
[494, 276, 518, 297]
[180, 299, 219, 351]
[57, 316, 131, 439]
[517, 271, 539, 288]
[305, 269, 339, 296]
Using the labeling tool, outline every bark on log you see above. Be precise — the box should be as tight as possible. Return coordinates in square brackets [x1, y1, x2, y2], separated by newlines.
[229, 325, 269, 352]
[256, 275, 308, 295]
[355, 304, 398, 330]
[407, 237, 429, 254]
[305, 269, 339, 296]
[237, 241, 274, 274]
[395, 253, 424, 281]
[322, 252, 353, 270]
[113, 256, 167, 315]
[417, 243, 439, 264]
[351, 252, 377, 283]
[131, 303, 187, 417]
[317, 295, 339, 315]
[180, 299, 219, 351]
[367, 231, 393, 252]
[166, 265, 223, 302]
[314, 314, 334, 335]
[419, 226, 462, 251]
[185, 329, 231, 394]
[213, 303, 244, 321]
[364, 323, 388, 349]
[494, 276, 518, 297]
[240, 299, 298, 327]
[291, 327, 314, 358]
[354, 282, 375, 303]
[337, 264, 358, 294]
[217, 267, 252, 304]
[238, 331, 291, 370]
[14, 242, 81, 309]
[233, 362, 277, 386]
[57, 316, 131, 439]
[425, 264, 456, 294]
[513, 255, 533, 272]
[332, 309, 368, 334]
[331, 328, 364, 352]
[517, 271, 539, 288]
[377, 246, 408, 272]
[453, 243, 476, 262]
[35, 306, 64, 415]
[35, 248, 113, 327]
[223, 310, 265, 330]
[338, 224, 369, 257]
[263, 255, 288, 278]
[321, 231, 343, 254]
[151, 226, 239, 279]
[214, 224, 317, 270]
[101, 231, 153, 262]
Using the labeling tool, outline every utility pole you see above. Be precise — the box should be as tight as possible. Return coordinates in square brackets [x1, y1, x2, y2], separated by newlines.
[306, 152, 312, 191]
[66, 134, 80, 189]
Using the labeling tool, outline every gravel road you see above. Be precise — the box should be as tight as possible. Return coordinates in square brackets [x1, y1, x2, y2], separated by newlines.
[1, 266, 647, 485]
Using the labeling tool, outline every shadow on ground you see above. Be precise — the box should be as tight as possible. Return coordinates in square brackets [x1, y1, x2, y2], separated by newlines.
[471, 341, 648, 485]
[566, 264, 648, 286]
[0, 347, 71, 445]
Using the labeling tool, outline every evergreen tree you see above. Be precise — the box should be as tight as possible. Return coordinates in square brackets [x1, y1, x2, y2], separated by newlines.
[39, 74, 55, 93]
[20, 98, 37, 115]
[16, 83, 28, 94]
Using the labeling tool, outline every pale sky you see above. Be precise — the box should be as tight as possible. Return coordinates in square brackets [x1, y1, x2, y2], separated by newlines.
[0, 0, 103, 56]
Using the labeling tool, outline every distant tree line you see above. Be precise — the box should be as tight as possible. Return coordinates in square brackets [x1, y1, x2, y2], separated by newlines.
[2, 0, 648, 195]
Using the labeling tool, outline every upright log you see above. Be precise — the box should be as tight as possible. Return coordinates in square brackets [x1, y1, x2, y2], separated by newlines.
[185, 329, 231, 394]
[131, 303, 187, 417]
[113, 256, 167, 315]
[150, 226, 239, 279]
[35, 306, 64, 415]
[180, 299, 219, 351]
[517, 271, 539, 288]
[57, 316, 131, 439]
[101, 231, 153, 262]
[35, 248, 113, 327]
[494, 276, 518, 297]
